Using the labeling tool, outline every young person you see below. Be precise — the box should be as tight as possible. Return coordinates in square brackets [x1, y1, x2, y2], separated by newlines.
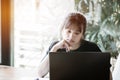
[38, 12, 112, 80]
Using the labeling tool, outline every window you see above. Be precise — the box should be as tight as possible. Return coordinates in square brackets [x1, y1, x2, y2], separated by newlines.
[14, 0, 75, 69]
[1, 0, 11, 65]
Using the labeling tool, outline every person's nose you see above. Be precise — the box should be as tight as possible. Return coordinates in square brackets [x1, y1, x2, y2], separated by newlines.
[69, 33, 74, 40]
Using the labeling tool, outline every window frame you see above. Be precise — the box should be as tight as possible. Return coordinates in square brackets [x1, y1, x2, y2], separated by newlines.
[1, 0, 11, 65]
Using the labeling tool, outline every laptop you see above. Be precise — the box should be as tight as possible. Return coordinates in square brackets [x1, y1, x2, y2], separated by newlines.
[49, 52, 111, 80]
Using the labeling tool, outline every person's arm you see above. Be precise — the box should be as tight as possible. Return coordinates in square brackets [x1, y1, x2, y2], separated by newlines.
[38, 45, 60, 77]
[110, 71, 113, 80]
[38, 40, 70, 77]
[38, 55, 49, 78]
[38, 41, 59, 77]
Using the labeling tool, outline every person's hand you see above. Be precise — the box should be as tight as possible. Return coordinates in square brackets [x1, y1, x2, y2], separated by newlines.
[50, 40, 70, 52]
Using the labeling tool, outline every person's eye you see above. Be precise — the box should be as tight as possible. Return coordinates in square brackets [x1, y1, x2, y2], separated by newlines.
[68, 30, 71, 33]
[75, 32, 80, 35]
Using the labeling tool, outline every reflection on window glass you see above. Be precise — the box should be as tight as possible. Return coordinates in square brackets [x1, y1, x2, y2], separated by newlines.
[14, 0, 75, 69]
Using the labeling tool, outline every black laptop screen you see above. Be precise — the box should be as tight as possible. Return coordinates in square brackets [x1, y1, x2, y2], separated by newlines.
[49, 52, 111, 80]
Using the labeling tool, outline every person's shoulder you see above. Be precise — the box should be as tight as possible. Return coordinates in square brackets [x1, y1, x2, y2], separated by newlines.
[82, 40, 101, 52]
[50, 41, 59, 47]
[48, 41, 59, 50]
[46, 41, 59, 55]
[82, 40, 97, 46]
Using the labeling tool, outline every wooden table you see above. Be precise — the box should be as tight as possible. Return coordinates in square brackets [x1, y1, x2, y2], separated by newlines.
[0, 65, 49, 80]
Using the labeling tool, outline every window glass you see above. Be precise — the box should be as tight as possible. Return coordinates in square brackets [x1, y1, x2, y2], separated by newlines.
[14, 0, 75, 69]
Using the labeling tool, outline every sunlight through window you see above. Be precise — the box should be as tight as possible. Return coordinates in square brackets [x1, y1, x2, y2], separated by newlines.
[14, 0, 75, 69]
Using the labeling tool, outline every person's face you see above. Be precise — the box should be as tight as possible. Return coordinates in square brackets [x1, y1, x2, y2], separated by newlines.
[62, 25, 83, 47]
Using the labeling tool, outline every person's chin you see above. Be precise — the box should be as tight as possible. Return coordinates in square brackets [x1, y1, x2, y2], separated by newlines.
[69, 43, 75, 46]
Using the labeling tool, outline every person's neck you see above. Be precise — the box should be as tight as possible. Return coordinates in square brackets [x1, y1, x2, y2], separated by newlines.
[69, 40, 84, 50]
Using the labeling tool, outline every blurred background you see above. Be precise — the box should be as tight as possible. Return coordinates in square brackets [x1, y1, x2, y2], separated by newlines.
[1, 0, 120, 71]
